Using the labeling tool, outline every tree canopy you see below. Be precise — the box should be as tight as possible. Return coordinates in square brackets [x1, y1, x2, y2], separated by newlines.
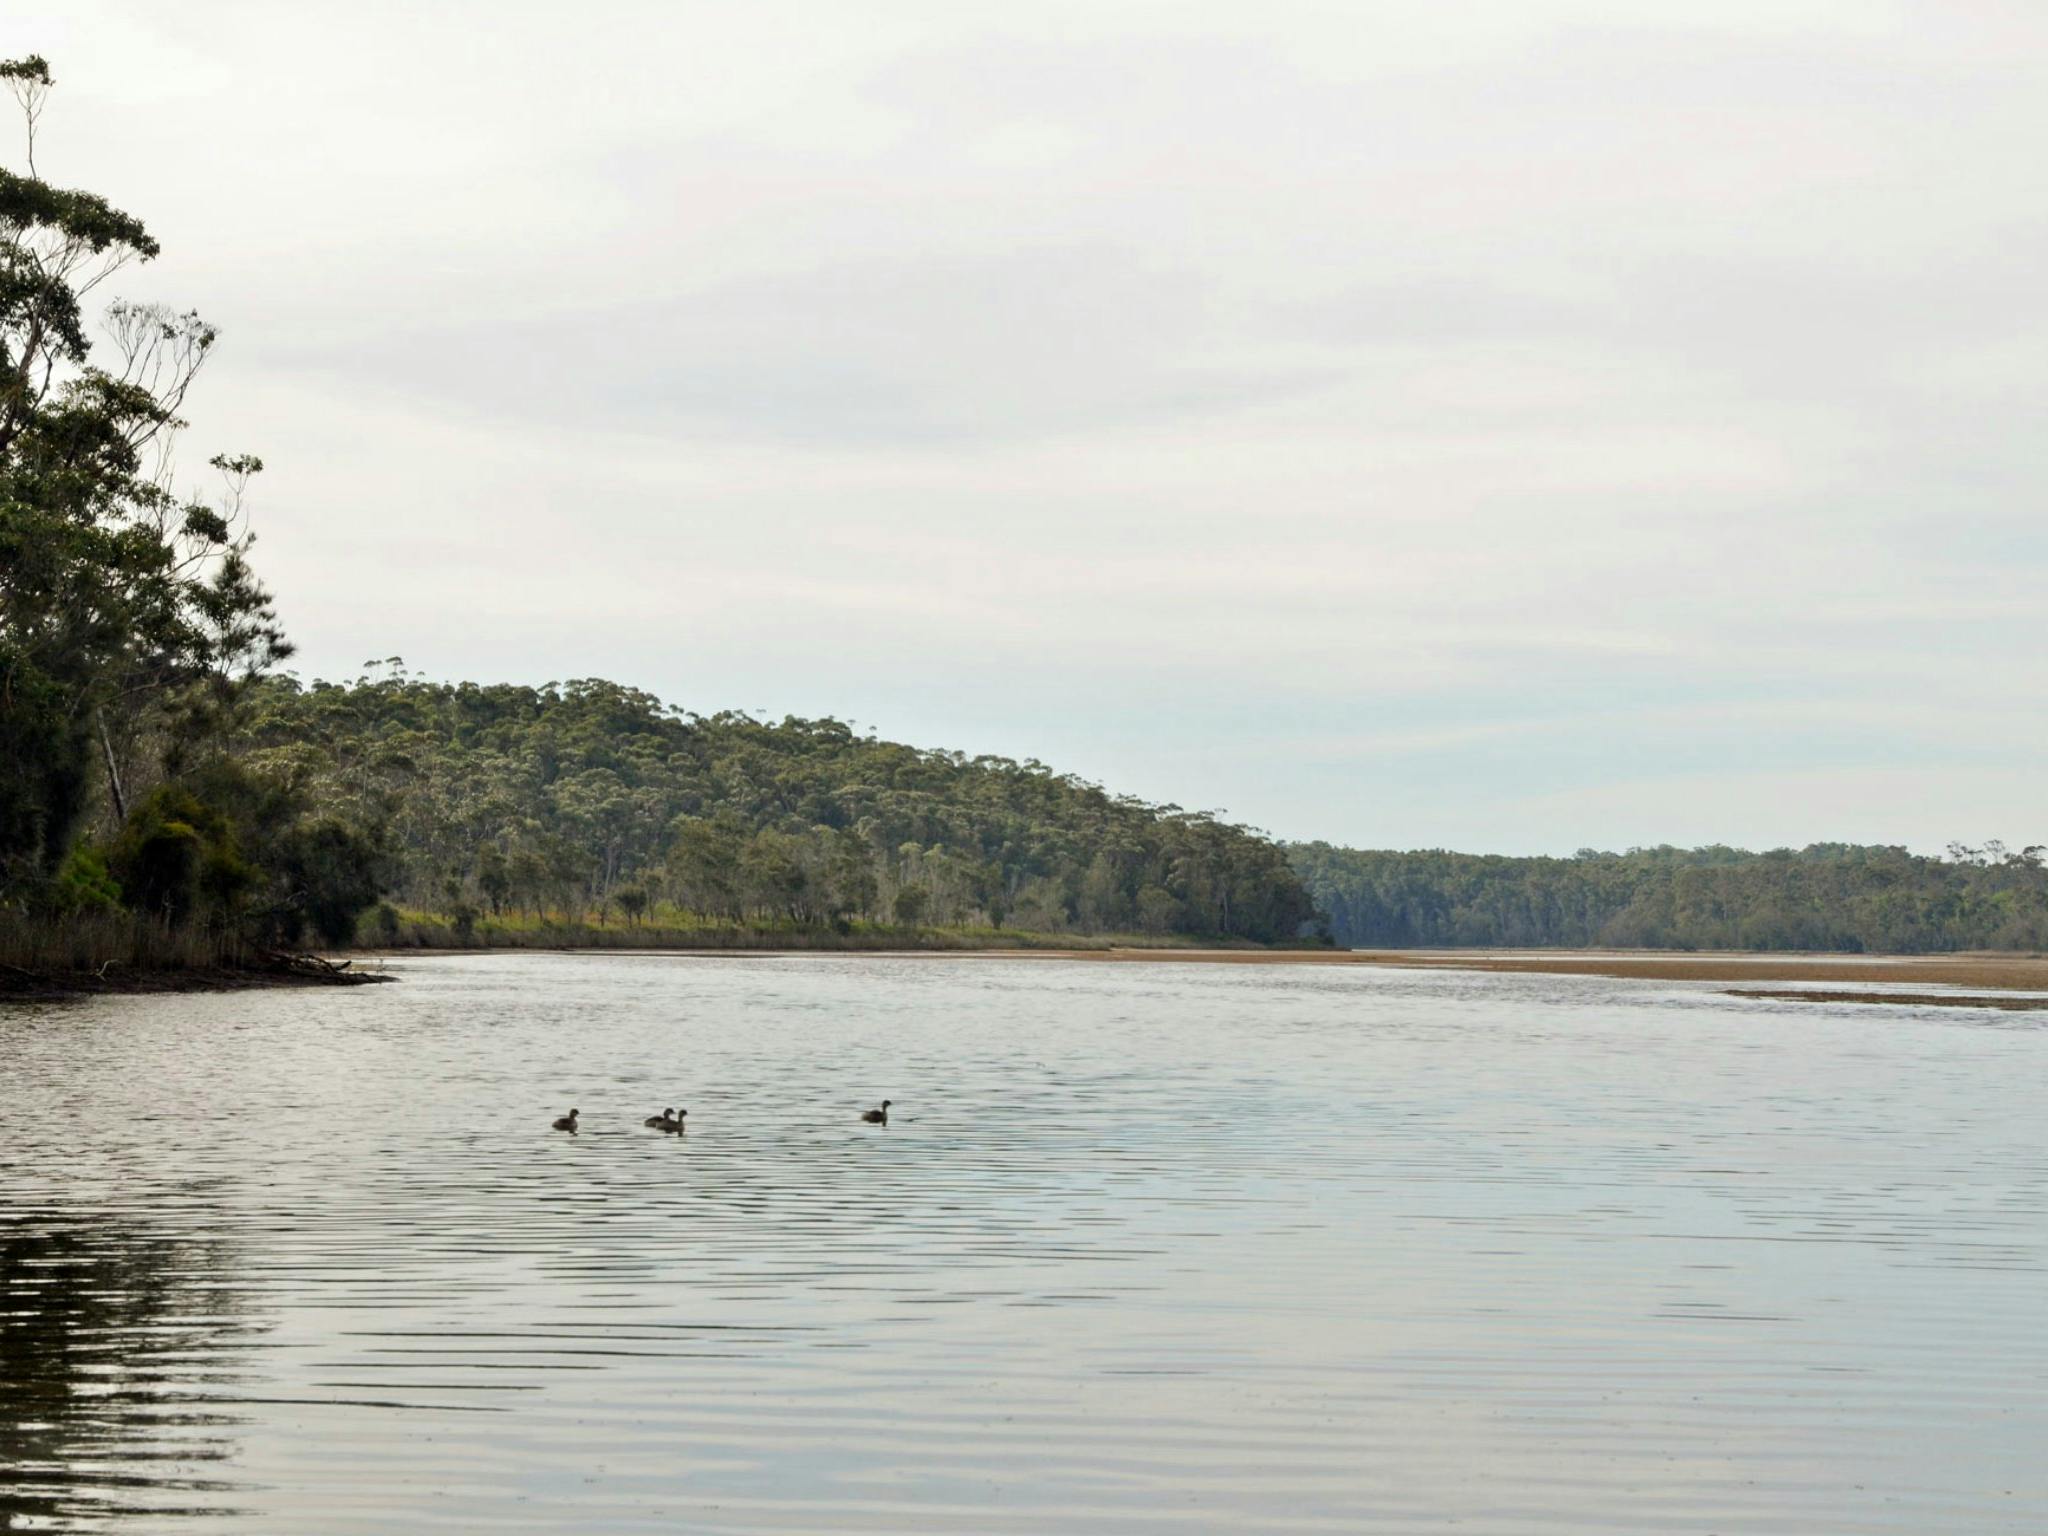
[230, 669, 1321, 944]
[1289, 841, 2048, 953]
[0, 55, 374, 955]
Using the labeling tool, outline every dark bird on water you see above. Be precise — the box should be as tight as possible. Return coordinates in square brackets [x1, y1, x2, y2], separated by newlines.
[552, 1108, 579, 1132]
[661, 1109, 688, 1133]
[644, 1107, 677, 1129]
[860, 1100, 892, 1125]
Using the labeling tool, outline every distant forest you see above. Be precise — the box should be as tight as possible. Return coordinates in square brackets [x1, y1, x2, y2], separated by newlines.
[1289, 842, 2048, 953]
[228, 671, 1319, 945]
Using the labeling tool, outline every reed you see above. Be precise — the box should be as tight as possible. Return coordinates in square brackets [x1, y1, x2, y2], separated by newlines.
[0, 911, 249, 978]
[360, 908, 1225, 954]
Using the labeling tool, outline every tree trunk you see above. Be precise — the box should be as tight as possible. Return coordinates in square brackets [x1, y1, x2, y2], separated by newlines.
[97, 709, 128, 825]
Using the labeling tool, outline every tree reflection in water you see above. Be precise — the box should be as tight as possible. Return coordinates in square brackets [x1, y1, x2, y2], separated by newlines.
[1, 1204, 261, 1530]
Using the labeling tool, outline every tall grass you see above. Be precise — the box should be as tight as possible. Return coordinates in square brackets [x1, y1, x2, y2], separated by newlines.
[0, 911, 248, 977]
[360, 906, 1225, 954]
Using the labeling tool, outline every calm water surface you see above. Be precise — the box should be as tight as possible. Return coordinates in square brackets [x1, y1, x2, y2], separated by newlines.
[3, 953, 2045, 1532]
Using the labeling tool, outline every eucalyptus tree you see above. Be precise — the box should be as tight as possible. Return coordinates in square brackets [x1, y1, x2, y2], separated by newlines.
[1290, 841, 2048, 952]
[0, 56, 287, 898]
[235, 672, 1325, 942]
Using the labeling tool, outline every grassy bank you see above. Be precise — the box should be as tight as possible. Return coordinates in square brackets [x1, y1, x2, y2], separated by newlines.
[0, 911, 390, 999]
[0, 903, 1319, 999]
[357, 904, 1283, 954]
[2, 910, 252, 977]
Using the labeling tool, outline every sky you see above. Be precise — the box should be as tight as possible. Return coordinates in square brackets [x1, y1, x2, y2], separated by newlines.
[12, 1, 2046, 854]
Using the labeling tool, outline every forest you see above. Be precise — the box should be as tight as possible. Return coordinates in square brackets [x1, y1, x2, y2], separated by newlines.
[1289, 842, 2048, 953]
[226, 669, 1320, 945]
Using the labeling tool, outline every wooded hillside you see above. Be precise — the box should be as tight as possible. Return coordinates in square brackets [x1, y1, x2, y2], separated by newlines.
[233, 670, 1321, 944]
[1289, 842, 2048, 953]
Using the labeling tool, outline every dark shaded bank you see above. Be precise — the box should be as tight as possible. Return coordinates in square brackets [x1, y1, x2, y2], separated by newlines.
[0, 952, 392, 1002]
[2, 930, 1324, 997]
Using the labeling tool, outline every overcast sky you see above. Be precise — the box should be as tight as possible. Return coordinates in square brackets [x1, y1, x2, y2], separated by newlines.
[15, 1, 2045, 853]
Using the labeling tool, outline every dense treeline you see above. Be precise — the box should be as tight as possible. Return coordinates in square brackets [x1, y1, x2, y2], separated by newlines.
[231, 671, 1320, 944]
[1290, 842, 2048, 953]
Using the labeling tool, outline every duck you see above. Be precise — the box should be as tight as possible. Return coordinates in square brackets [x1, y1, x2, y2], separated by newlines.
[643, 1107, 677, 1129]
[859, 1099, 892, 1125]
[661, 1108, 688, 1134]
[552, 1108, 579, 1132]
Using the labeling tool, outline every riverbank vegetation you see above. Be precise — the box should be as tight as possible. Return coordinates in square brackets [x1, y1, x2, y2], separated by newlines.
[1289, 842, 2048, 953]
[0, 57, 385, 988]
[360, 904, 1233, 953]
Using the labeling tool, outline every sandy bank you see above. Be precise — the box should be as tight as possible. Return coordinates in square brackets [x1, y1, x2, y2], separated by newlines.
[410, 944, 2048, 994]
[965, 946, 2048, 992]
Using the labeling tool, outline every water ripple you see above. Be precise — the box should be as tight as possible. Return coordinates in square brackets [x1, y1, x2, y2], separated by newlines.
[3, 954, 2046, 1531]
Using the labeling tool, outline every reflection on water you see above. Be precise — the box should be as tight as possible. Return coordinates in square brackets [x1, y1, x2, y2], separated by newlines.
[0, 1209, 256, 1529]
[3, 954, 2046, 1532]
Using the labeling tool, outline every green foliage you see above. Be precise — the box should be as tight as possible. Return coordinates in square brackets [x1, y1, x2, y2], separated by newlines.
[90, 760, 385, 949]
[0, 651, 82, 877]
[1290, 841, 2048, 953]
[0, 57, 289, 909]
[476, 842, 511, 914]
[52, 845, 120, 914]
[105, 785, 250, 926]
[230, 672, 1320, 944]
[367, 901, 402, 945]
[272, 817, 385, 947]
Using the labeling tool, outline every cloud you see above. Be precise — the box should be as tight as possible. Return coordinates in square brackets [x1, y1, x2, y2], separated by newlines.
[267, 244, 1340, 445]
[16, 0, 2045, 852]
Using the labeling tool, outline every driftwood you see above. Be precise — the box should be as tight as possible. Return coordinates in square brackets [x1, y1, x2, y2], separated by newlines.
[251, 948, 384, 983]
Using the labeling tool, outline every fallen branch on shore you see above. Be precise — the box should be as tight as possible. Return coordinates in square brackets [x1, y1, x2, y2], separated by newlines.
[0, 948, 394, 1000]
[252, 948, 372, 981]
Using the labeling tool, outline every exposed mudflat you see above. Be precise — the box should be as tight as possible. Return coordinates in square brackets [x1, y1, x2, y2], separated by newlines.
[987, 946, 2048, 992]
[1732, 987, 2048, 1010]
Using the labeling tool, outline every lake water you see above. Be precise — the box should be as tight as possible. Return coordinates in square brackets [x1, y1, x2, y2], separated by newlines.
[3, 952, 2045, 1533]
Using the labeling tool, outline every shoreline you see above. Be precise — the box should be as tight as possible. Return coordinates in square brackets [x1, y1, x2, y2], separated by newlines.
[1336, 948, 2048, 991]
[14, 944, 2047, 1002]
[0, 959, 394, 1002]
[362, 944, 2048, 992]
[1115, 946, 2048, 994]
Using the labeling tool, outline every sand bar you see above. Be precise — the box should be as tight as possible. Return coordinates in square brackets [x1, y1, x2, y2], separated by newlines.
[374, 945, 2048, 997]
[994, 946, 2048, 992]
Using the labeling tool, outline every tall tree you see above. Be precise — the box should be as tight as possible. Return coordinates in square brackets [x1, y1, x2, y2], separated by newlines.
[0, 56, 288, 899]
